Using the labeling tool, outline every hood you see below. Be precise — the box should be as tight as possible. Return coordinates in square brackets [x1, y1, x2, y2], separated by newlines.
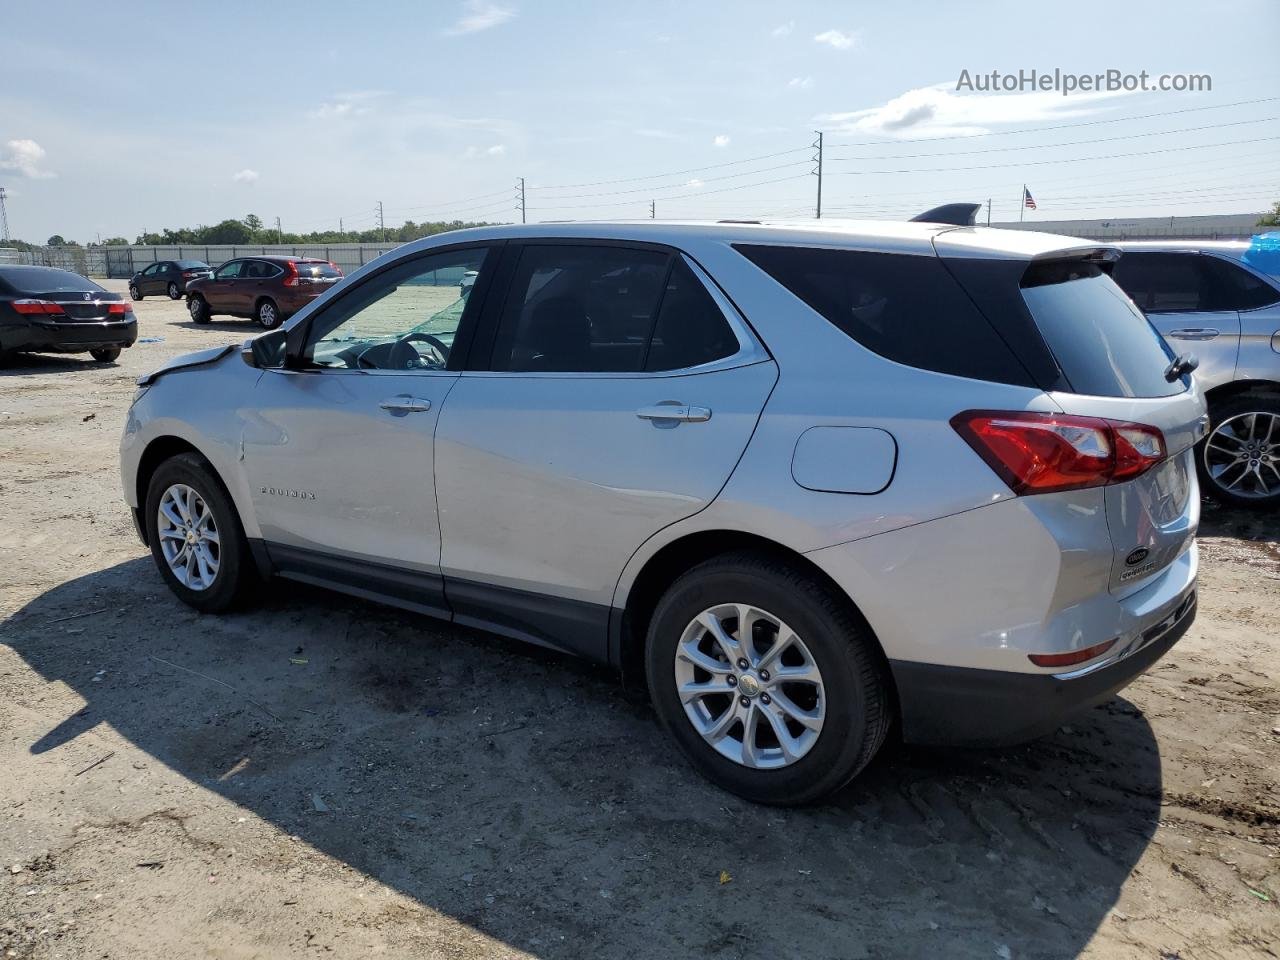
[136, 344, 235, 386]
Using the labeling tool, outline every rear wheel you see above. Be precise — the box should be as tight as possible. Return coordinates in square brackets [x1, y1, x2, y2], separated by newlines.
[167, 281, 181, 299]
[1199, 391, 1280, 509]
[144, 453, 254, 613]
[645, 551, 891, 805]
[188, 296, 211, 324]
[256, 298, 281, 330]
[89, 346, 121, 363]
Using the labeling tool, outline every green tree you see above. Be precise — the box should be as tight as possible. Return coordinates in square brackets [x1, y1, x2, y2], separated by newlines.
[243, 214, 264, 235]
[101, 237, 129, 246]
[203, 219, 255, 244]
[47, 234, 67, 246]
[1259, 202, 1280, 228]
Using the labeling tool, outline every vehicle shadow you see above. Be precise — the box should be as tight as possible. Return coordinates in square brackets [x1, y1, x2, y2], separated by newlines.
[0, 353, 119, 377]
[3, 558, 1164, 959]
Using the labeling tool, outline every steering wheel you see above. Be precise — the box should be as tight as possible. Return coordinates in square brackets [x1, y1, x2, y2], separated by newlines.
[357, 332, 451, 370]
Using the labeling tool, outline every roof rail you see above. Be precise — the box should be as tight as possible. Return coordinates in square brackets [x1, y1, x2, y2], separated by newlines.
[910, 203, 981, 227]
[717, 219, 761, 225]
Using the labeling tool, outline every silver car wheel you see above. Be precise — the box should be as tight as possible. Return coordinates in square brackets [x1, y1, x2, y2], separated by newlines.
[259, 302, 277, 326]
[1204, 411, 1280, 499]
[157, 483, 221, 591]
[674, 603, 826, 770]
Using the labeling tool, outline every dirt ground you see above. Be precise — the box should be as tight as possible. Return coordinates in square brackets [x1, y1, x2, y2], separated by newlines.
[1, 281, 1278, 960]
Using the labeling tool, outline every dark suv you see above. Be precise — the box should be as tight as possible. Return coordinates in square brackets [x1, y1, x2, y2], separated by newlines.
[185, 256, 343, 329]
[129, 260, 213, 301]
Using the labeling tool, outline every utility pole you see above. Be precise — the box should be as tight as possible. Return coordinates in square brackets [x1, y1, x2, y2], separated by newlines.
[275, 216, 282, 243]
[0, 187, 9, 242]
[985, 198, 991, 226]
[376, 201, 386, 241]
[339, 217, 343, 234]
[517, 178, 526, 224]
[1019, 185, 1025, 224]
[812, 131, 824, 219]
[650, 200, 655, 220]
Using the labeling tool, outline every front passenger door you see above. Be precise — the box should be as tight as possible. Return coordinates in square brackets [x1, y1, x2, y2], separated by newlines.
[207, 260, 245, 313]
[434, 243, 778, 659]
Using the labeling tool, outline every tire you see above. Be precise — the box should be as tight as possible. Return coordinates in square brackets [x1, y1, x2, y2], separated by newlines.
[256, 298, 282, 330]
[645, 551, 891, 806]
[129, 285, 142, 301]
[167, 281, 181, 300]
[188, 296, 211, 324]
[1198, 390, 1280, 509]
[89, 346, 121, 363]
[144, 453, 255, 613]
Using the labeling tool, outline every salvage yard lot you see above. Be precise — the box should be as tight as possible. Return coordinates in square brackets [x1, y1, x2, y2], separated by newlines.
[1, 281, 1278, 959]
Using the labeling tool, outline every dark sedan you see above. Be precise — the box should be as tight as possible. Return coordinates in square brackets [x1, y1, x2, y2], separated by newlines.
[0, 265, 137, 364]
[129, 259, 213, 301]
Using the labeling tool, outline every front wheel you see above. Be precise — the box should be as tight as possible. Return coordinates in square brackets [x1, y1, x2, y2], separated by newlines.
[256, 298, 281, 330]
[188, 296, 211, 324]
[144, 453, 254, 613]
[645, 552, 891, 806]
[89, 346, 121, 363]
[167, 281, 181, 299]
[129, 285, 142, 301]
[1199, 391, 1280, 509]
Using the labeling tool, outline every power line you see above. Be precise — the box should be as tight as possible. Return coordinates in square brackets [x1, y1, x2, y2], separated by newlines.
[826, 116, 1278, 162]
[824, 95, 1280, 147]
[531, 160, 811, 202]
[830, 135, 1280, 176]
[527, 146, 811, 191]
[530, 173, 812, 211]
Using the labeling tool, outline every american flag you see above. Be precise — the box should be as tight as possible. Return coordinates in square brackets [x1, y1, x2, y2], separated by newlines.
[1023, 187, 1037, 210]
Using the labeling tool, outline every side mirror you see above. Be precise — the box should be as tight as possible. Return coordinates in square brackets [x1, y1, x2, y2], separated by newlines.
[242, 328, 288, 369]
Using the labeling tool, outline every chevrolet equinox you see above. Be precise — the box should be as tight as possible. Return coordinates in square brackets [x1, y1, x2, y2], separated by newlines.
[121, 219, 1204, 804]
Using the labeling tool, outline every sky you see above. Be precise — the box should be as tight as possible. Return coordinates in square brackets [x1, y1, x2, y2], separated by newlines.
[2, 0, 1278, 243]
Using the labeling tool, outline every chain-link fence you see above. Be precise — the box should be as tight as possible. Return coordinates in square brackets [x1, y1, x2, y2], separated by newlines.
[0, 242, 407, 279]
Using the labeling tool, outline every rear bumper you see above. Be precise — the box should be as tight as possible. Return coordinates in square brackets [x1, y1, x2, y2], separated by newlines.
[892, 588, 1196, 746]
[1, 319, 137, 352]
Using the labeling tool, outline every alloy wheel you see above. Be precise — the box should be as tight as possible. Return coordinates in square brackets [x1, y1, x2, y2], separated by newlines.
[1203, 411, 1280, 500]
[157, 483, 220, 591]
[673, 603, 826, 769]
[259, 302, 277, 327]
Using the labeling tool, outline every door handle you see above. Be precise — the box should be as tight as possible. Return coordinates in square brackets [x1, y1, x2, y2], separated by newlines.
[636, 403, 712, 423]
[379, 396, 432, 414]
[1166, 328, 1220, 341]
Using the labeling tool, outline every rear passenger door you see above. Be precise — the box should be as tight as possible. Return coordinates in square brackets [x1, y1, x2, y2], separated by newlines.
[433, 242, 778, 659]
[1111, 252, 1241, 390]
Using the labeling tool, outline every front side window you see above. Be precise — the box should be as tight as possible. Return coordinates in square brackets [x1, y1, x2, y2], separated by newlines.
[215, 261, 243, 280]
[303, 247, 491, 371]
[488, 245, 740, 373]
[142, 263, 161, 276]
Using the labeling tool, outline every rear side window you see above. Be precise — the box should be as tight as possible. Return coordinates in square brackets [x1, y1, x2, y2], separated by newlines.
[735, 244, 1033, 386]
[1109, 252, 1279, 312]
[243, 261, 279, 279]
[1206, 257, 1280, 311]
[1021, 260, 1182, 398]
[644, 258, 737, 371]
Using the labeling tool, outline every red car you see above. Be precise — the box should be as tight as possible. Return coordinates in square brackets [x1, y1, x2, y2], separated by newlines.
[185, 256, 343, 329]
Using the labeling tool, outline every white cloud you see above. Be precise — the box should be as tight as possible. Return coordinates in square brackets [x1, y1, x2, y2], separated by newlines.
[0, 139, 55, 179]
[309, 90, 384, 120]
[818, 82, 1128, 138]
[232, 169, 259, 183]
[788, 76, 814, 89]
[444, 0, 515, 35]
[813, 29, 856, 50]
[464, 144, 507, 158]
[713, 134, 731, 148]
[771, 21, 794, 37]
[685, 178, 704, 188]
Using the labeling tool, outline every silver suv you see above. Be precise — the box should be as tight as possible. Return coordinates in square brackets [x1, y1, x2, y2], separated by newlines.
[1112, 239, 1280, 508]
[121, 220, 1204, 804]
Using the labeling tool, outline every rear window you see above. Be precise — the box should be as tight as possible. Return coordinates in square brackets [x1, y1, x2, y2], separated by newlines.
[1021, 260, 1183, 398]
[295, 261, 342, 279]
[0, 266, 103, 296]
[735, 244, 1034, 386]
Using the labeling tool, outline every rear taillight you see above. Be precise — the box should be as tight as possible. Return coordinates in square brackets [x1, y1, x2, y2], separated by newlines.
[282, 261, 300, 287]
[12, 298, 64, 315]
[951, 410, 1166, 495]
[107, 302, 133, 316]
